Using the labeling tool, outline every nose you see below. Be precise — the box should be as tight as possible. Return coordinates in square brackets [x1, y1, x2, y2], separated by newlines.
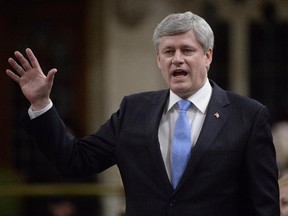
[172, 51, 184, 65]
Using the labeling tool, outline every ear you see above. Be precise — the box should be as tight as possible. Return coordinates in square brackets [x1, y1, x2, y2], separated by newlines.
[205, 48, 213, 64]
[156, 52, 161, 69]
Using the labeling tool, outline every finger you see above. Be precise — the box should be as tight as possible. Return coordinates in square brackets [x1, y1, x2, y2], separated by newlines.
[6, 69, 20, 83]
[46, 68, 57, 83]
[14, 51, 32, 71]
[26, 48, 41, 69]
[8, 58, 26, 76]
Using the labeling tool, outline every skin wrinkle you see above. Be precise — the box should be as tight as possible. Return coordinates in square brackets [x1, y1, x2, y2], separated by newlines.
[156, 29, 212, 99]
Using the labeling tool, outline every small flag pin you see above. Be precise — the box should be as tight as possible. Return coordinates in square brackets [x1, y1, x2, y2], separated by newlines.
[214, 112, 220, 118]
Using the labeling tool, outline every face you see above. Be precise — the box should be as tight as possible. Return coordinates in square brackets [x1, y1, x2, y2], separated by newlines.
[280, 184, 288, 216]
[157, 30, 212, 98]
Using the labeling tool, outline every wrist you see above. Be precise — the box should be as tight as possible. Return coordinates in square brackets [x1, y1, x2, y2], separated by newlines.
[31, 98, 52, 111]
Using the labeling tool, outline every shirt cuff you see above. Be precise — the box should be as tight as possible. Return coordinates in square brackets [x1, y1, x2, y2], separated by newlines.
[28, 100, 53, 120]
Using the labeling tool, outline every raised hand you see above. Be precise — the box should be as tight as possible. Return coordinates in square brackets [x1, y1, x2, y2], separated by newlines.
[6, 48, 57, 111]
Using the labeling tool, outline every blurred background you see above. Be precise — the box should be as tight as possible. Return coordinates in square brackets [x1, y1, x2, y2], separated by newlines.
[1, 0, 288, 215]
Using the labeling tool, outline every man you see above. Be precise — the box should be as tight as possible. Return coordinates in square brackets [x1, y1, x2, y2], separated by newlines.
[6, 12, 279, 215]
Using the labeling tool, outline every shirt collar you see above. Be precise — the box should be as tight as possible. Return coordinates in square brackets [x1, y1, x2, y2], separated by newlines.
[167, 79, 212, 114]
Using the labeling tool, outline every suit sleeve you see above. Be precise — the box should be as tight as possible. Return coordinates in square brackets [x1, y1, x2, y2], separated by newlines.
[21, 98, 127, 179]
[244, 106, 280, 215]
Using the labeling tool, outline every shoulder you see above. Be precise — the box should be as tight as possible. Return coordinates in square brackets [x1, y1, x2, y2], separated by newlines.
[210, 79, 266, 111]
[112, 90, 169, 121]
[125, 89, 169, 99]
[226, 90, 271, 122]
[225, 91, 267, 114]
[210, 80, 270, 123]
[123, 89, 169, 104]
[226, 90, 264, 108]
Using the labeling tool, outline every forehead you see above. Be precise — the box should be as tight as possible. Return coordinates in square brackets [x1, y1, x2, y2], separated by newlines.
[158, 30, 201, 49]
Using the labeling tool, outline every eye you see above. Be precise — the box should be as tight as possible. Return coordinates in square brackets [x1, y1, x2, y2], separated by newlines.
[183, 48, 194, 55]
[163, 49, 174, 57]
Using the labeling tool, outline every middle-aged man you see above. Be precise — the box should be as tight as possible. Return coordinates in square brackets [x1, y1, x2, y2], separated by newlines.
[6, 11, 280, 215]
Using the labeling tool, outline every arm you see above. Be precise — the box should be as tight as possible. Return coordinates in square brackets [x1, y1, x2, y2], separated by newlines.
[245, 106, 280, 215]
[7, 48, 118, 178]
[21, 101, 121, 179]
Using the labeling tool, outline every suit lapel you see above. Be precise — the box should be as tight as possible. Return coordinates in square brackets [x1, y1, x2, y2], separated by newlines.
[175, 81, 231, 191]
[143, 90, 173, 190]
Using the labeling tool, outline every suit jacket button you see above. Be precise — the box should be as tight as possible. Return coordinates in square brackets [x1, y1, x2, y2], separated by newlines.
[169, 199, 176, 207]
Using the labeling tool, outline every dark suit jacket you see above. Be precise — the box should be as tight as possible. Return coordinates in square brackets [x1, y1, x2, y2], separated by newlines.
[22, 80, 280, 216]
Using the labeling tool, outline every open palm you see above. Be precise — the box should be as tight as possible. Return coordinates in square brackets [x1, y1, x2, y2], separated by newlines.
[6, 48, 57, 110]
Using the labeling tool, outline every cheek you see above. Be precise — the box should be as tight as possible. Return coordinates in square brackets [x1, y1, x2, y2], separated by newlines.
[158, 58, 169, 69]
[283, 208, 288, 216]
[160, 70, 169, 82]
[158, 61, 170, 77]
[192, 60, 208, 74]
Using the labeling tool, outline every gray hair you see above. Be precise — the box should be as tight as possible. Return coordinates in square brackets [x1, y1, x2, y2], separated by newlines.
[152, 11, 214, 52]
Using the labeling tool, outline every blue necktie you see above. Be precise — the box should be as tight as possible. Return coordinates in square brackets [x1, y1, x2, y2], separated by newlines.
[172, 99, 192, 189]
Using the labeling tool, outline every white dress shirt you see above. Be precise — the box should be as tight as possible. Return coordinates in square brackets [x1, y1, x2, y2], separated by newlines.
[158, 79, 212, 181]
[28, 99, 53, 119]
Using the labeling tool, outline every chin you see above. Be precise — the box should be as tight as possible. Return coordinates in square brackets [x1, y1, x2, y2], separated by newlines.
[172, 89, 193, 98]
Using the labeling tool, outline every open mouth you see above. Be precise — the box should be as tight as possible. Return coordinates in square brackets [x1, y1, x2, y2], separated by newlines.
[172, 69, 188, 77]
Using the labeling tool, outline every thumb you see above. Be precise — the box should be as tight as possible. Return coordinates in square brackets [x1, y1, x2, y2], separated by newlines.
[46, 68, 57, 83]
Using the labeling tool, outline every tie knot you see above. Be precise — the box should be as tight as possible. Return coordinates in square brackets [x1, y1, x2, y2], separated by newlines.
[177, 99, 192, 111]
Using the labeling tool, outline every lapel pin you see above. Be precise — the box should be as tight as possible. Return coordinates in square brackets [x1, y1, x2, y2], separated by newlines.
[214, 112, 220, 118]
